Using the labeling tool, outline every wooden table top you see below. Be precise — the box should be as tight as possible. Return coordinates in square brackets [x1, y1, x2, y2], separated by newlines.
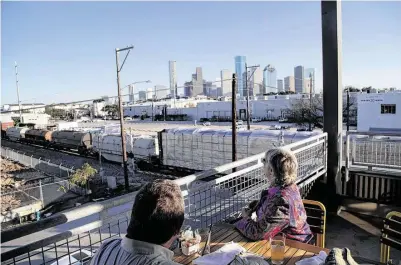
[174, 225, 329, 265]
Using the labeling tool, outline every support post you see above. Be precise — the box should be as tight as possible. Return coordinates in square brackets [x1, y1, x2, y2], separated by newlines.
[321, 0, 343, 210]
[231, 74, 237, 165]
[309, 73, 313, 131]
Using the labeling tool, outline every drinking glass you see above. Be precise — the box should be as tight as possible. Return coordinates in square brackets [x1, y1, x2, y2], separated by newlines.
[270, 233, 286, 265]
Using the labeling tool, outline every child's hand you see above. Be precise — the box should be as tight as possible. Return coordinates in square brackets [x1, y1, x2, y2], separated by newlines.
[241, 207, 252, 218]
[248, 200, 259, 211]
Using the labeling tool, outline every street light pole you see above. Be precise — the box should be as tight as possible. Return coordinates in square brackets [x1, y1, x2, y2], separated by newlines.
[346, 88, 350, 131]
[309, 73, 313, 131]
[245, 64, 260, 130]
[115, 45, 133, 191]
[14, 62, 22, 122]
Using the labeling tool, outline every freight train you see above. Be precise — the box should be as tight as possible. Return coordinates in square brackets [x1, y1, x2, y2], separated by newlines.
[2, 126, 323, 172]
[2, 127, 94, 156]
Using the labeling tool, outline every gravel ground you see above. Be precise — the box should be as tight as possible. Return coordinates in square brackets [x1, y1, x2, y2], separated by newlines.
[1, 158, 46, 182]
[1, 140, 160, 186]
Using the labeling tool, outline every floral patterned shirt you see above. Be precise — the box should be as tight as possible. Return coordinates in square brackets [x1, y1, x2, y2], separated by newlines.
[235, 183, 312, 242]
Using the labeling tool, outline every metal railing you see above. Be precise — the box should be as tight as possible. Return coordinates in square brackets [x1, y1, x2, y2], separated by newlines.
[1, 147, 75, 179]
[179, 132, 327, 229]
[1, 132, 328, 265]
[345, 131, 401, 181]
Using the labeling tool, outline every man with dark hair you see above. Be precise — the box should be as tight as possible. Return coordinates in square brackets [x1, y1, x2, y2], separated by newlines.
[90, 179, 184, 265]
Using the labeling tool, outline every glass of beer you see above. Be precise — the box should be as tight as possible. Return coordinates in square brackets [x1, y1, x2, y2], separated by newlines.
[270, 233, 286, 265]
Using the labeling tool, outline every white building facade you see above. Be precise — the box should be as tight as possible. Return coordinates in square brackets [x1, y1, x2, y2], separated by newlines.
[357, 92, 401, 132]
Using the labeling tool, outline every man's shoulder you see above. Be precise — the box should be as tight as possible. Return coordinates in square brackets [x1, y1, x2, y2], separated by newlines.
[158, 260, 183, 265]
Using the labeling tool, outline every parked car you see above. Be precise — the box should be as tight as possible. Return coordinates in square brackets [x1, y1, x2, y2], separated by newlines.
[50, 249, 93, 265]
[252, 118, 261, 123]
[124, 116, 132, 121]
[278, 118, 288, 123]
[203, 122, 211, 126]
[236, 120, 244, 126]
[232, 125, 246, 131]
[297, 127, 312, 132]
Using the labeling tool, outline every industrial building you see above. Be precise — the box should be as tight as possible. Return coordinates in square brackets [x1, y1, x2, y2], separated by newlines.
[357, 92, 401, 132]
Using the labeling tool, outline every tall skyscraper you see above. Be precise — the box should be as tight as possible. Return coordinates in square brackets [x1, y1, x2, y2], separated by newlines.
[203, 81, 213, 96]
[192, 67, 203, 96]
[304, 78, 311, 94]
[249, 67, 263, 96]
[138, 91, 146, 101]
[146, 87, 154, 100]
[263, 65, 277, 93]
[304, 68, 315, 93]
[220, 69, 232, 96]
[128, 84, 134, 103]
[169, 61, 177, 97]
[284, 76, 295, 92]
[184, 82, 193, 97]
[235, 56, 246, 97]
[155, 85, 168, 99]
[294, 65, 304, 93]
[277, 79, 284, 92]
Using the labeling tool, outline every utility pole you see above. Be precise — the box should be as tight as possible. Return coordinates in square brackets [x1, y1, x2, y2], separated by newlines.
[346, 88, 350, 131]
[14, 62, 22, 122]
[152, 86, 156, 121]
[245, 63, 249, 129]
[115, 45, 134, 191]
[245, 64, 260, 130]
[309, 73, 313, 131]
[231, 73, 237, 165]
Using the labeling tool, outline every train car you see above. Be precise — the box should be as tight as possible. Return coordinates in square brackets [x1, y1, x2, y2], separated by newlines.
[91, 132, 159, 164]
[1, 121, 14, 139]
[158, 128, 321, 171]
[51, 130, 93, 155]
[5, 127, 29, 141]
[24, 129, 53, 146]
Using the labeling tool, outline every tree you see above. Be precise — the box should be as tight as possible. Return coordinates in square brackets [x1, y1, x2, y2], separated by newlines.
[344, 86, 360, 92]
[288, 97, 324, 129]
[45, 106, 67, 118]
[70, 163, 98, 187]
[288, 95, 356, 129]
[101, 104, 119, 117]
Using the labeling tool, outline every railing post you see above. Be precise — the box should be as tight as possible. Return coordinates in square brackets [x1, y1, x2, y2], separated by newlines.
[345, 132, 350, 182]
[39, 179, 44, 205]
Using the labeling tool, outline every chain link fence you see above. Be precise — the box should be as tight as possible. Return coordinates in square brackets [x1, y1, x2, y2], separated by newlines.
[1, 147, 75, 179]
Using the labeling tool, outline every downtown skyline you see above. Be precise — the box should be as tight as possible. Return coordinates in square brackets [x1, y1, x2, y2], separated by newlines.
[2, 1, 400, 104]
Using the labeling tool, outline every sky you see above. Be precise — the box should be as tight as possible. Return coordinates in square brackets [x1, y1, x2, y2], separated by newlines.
[2, 1, 401, 104]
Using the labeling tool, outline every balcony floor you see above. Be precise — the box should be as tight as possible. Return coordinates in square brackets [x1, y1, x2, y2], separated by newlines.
[326, 211, 401, 261]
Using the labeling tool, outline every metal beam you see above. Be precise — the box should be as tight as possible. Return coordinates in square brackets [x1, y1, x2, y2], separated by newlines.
[321, 0, 343, 209]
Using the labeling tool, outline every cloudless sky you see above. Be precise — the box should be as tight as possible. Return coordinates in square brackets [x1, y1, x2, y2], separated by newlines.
[2, 1, 401, 104]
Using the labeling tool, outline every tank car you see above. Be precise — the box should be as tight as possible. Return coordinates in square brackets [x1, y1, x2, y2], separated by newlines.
[51, 130, 93, 155]
[5, 127, 29, 141]
[24, 129, 53, 146]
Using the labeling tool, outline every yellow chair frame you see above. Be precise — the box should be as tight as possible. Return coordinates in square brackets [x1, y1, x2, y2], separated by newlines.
[302, 199, 326, 248]
[380, 211, 401, 263]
